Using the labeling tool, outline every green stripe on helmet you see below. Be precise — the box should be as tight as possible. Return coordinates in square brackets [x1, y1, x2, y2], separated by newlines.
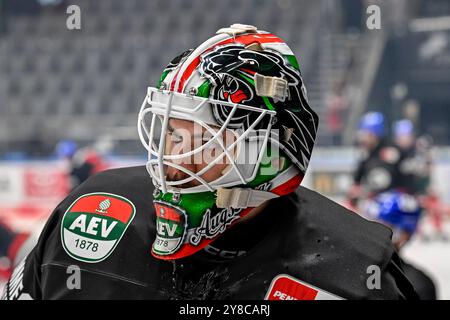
[286, 55, 300, 71]
[154, 191, 216, 226]
[262, 96, 275, 111]
[157, 70, 170, 88]
[238, 72, 254, 85]
[197, 81, 212, 98]
[246, 148, 292, 188]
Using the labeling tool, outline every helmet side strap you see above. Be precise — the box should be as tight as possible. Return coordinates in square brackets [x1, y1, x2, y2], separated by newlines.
[216, 187, 279, 209]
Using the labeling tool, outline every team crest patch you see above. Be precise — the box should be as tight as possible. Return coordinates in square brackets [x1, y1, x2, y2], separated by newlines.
[61, 193, 135, 263]
[265, 274, 343, 300]
[152, 201, 188, 256]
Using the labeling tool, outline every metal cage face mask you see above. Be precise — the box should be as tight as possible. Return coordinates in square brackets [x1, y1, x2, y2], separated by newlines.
[137, 88, 292, 260]
[138, 87, 277, 195]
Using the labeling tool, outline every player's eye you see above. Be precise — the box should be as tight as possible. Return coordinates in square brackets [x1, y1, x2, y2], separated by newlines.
[169, 131, 183, 144]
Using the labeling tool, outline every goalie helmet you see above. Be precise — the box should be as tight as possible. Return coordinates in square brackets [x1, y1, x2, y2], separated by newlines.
[138, 24, 318, 260]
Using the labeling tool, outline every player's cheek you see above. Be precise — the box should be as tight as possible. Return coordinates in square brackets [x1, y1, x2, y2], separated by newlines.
[198, 162, 228, 182]
[164, 134, 173, 156]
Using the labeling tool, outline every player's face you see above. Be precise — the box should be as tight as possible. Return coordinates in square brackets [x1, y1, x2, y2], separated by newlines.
[357, 131, 379, 150]
[164, 118, 237, 188]
[395, 133, 414, 150]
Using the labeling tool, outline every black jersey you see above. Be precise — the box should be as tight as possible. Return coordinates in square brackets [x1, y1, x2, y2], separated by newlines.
[397, 145, 431, 195]
[354, 139, 404, 195]
[402, 261, 436, 300]
[2, 166, 418, 300]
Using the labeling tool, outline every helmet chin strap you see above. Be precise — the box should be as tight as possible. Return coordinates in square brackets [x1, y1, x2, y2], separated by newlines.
[216, 187, 279, 209]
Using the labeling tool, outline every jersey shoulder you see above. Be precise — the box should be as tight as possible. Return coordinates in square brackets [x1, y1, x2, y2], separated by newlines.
[64, 165, 155, 217]
[80, 165, 152, 191]
[295, 185, 394, 248]
[277, 186, 407, 299]
[35, 166, 156, 295]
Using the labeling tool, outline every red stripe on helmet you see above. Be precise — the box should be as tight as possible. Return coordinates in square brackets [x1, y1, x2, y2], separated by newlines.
[170, 68, 182, 91]
[271, 174, 304, 196]
[231, 33, 284, 45]
[176, 56, 201, 92]
[239, 68, 257, 75]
